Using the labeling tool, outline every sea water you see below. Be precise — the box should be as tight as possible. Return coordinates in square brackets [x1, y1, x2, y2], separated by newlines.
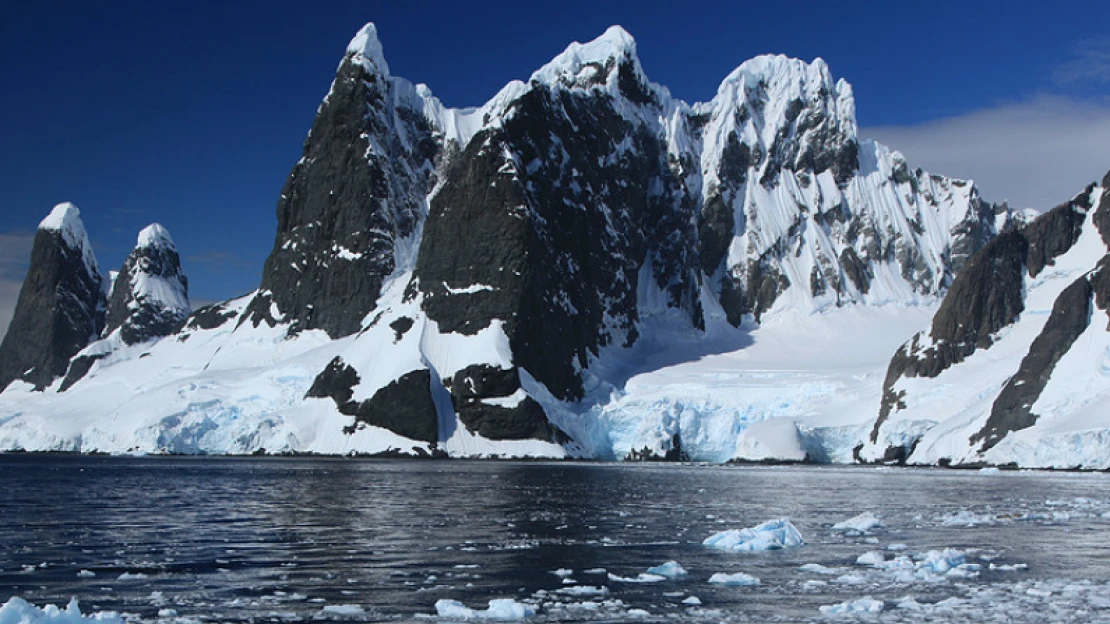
[2, 455, 1110, 622]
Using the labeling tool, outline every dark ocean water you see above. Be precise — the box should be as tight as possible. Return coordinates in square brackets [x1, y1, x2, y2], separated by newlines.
[3, 456, 1110, 623]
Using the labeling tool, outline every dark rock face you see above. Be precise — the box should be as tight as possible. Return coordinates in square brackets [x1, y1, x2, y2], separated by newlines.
[58, 353, 107, 392]
[872, 231, 1029, 441]
[972, 274, 1094, 451]
[0, 228, 105, 392]
[839, 247, 871, 294]
[444, 365, 562, 441]
[305, 357, 361, 406]
[1091, 185, 1110, 248]
[416, 82, 702, 402]
[1023, 186, 1093, 278]
[626, 433, 689, 462]
[103, 228, 190, 345]
[348, 370, 439, 444]
[246, 50, 438, 338]
[306, 357, 438, 444]
[183, 303, 239, 332]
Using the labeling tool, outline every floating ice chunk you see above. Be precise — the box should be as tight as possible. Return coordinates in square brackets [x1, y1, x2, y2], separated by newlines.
[833, 512, 883, 532]
[117, 572, 148, 580]
[940, 510, 997, 526]
[855, 551, 886, 566]
[608, 572, 666, 583]
[76, 570, 96, 578]
[645, 561, 688, 579]
[887, 543, 908, 551]
[556, 585, 609, 597]
[433, 598, 535, 620]
[582, 568, 606, 575]
[156, 609, 177, 618]
[551, 568, 574, 578]
[989, 563, 1029, 572]
[703, 519, 804, 552]
[681, 596, 702, 605]
[799, 563, 840, 575]
[818, 596, 884, 614]
[0, 598, 123, 624]
[708, 572, 761, 586]
[317, 604, 365, 618]
[918, 549, 966, 574]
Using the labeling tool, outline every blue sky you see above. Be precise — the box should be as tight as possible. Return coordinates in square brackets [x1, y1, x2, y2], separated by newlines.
[2, 1, 1110, 335]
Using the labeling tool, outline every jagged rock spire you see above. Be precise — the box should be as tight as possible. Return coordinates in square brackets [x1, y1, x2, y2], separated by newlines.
[0, 203, 105, 391]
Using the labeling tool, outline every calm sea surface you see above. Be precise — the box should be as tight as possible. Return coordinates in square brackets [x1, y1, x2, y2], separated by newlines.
[3, 456, 1110, 623]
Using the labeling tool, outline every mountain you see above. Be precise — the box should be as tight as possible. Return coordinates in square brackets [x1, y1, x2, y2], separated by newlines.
[0, 24, 1017, 460]
[0, 204, 105, 392]
[102, 224, 191, 346]
[861, 172, 1110, 469]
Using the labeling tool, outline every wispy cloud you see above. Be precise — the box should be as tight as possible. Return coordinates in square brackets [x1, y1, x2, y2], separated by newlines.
[0, 232, 34, 340]
[185, 250, 256, 272]
[1053, 36, 1110, 87]
[863, 95, 1110, 211]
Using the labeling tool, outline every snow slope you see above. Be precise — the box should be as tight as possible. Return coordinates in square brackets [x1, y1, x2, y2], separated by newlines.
[862, 180, 1110, 468]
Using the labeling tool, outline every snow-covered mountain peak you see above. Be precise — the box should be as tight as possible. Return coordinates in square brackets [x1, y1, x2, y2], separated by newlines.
[344, 22, 389, 77]
[101, 222, 190, 346]
[37, 202, 99, 277]
[709, 54, 858, 144]
[530, 25, 655, 102]
[136, 223, 175, 251]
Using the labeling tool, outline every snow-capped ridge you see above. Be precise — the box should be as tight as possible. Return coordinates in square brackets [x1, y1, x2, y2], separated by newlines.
[37, 202, 99, 277]
[530, 25, 653, 97]
[345, 22, 389, 77]
[136, 223, 175, 251]
[708, 53, 859, 146]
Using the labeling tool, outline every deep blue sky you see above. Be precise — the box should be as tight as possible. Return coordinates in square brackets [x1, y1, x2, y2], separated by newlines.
[2, 1, 1109, 309]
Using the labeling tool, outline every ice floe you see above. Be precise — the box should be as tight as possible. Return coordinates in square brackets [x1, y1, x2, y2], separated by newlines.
[832, 512, 883, 532]
[433, 598, 535, 620]
[0, 598, 121, 624]
[645, 560, 687, 579]
[703, 518, 804, 551]
[708, 571, 761, 586]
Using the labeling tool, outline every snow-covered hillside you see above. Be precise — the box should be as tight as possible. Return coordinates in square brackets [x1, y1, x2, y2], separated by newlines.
[862, 175, 1110, 469]
[0, 23, 1034, 463]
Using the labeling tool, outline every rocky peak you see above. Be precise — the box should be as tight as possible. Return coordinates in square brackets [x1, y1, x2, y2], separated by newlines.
[700, 54, 858, 191]
[103, 223, 190, 345]
[0, 203, 106, 391]
[344, 22, 390, 78]
[244, 21, 440, 338]
[37, 202, 100, 279]
[529, 26, 659, 106]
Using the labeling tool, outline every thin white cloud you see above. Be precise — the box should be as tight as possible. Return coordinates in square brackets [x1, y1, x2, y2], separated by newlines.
[1053, 36, 1110, 87]
[0, 232, 34, 340]
[863, 95, 1110, 211]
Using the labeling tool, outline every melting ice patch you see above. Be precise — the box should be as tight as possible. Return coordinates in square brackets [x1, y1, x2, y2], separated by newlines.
[703, 518, 804, 552]
[0, 598, 122, 624]
[708, 572, 761, 586]
[645, 561, 688, 579]
[832, 512, 883, 533]
[433, 598, 535, 620]
[818, 596, 884, 615]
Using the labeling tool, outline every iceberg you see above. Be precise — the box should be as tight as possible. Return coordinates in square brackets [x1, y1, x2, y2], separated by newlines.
[703, 518, 804, 552]
[434, 598, 535, 620]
